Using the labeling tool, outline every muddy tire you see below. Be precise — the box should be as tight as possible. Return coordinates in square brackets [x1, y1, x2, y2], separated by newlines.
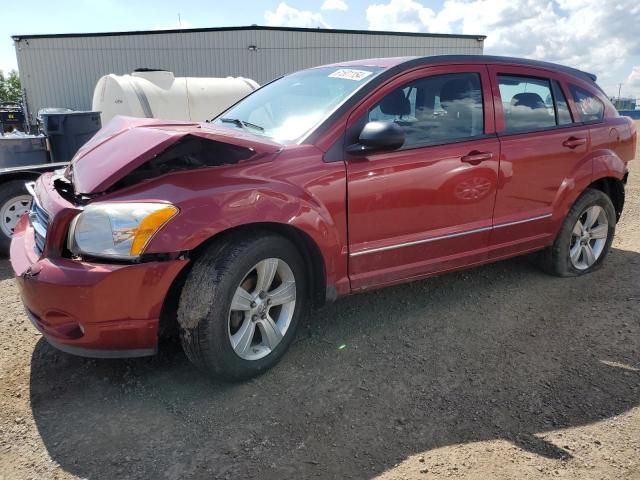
[0, 180, 32, 257]
[177, 233, 307, 381]
[536, 188, 616, 277]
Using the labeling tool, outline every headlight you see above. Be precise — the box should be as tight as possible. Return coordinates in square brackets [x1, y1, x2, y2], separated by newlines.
[68, 203, 178, 260]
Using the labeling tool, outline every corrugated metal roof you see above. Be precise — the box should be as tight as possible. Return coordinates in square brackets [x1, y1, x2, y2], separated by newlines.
[12, 25, 486, 41]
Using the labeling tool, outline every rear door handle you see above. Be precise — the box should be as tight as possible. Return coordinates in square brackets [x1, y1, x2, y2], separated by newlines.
[562, 136, 587, 149]
[461, 151, 493, 165]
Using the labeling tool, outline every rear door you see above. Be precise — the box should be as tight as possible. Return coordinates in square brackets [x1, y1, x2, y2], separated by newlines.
[345, 65, 499, 290]
[487, 65, 590, 259]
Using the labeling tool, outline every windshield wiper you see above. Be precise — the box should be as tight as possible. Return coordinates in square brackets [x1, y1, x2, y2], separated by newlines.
[219, 117, 264, 132]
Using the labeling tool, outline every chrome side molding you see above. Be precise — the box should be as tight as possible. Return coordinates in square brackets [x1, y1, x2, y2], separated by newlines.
[349, 213, 552, 257]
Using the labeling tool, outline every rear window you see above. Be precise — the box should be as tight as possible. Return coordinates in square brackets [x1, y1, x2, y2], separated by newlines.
[498, 75, 557, 133]
[570, 85, 604, 122]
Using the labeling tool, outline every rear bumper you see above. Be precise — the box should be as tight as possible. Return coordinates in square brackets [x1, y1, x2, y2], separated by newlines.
[10, 217, 187, 357]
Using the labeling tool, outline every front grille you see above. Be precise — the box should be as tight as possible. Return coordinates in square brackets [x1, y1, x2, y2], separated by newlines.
[26, 182, 50, 255]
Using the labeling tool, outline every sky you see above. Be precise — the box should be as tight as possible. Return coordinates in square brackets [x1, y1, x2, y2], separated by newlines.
[2, 0, 640, 99]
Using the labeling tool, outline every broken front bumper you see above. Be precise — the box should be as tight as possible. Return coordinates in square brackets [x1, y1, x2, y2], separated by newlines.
[10, 216, 187, 358]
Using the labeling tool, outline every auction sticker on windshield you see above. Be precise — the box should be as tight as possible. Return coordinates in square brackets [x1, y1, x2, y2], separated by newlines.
[328, 69, 374, 81]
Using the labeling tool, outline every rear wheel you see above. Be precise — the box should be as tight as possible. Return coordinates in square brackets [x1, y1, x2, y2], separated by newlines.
[177, 233, 306, 381]
[0, 180, 32, 256]
[537, 188, 616, 276]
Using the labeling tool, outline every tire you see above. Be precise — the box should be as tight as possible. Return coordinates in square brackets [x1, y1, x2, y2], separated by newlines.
[0, 180, 32, 257]
[177, 233, 307, 381]
[536, 188, 616, 277]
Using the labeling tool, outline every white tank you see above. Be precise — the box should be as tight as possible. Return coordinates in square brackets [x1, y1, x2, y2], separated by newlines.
[92, 70, 259, 125]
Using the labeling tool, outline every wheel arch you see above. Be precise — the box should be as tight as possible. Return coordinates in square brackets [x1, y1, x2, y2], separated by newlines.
[158, 221, 329, 338]
[552, 147, 627, 228]
[588, 175, 626, 221]
[205, 222, 329, 308]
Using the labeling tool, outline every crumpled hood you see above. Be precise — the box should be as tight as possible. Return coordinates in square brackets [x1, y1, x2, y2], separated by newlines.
[69, 116, 283, 194]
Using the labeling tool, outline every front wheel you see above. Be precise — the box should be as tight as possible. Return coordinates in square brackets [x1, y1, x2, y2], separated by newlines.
[177, 233, 306, 381]
[537, 188, 616, 277]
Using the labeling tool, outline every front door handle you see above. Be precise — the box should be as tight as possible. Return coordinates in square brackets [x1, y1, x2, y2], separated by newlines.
[562, 136, 587, 149]
[461, 151, 493, 165]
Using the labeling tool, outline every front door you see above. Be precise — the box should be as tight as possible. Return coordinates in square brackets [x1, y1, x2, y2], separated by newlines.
[346, 65, 500, 290]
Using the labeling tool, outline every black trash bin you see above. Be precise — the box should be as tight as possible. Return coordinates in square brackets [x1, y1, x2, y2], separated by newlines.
[39, 110, 102, 162]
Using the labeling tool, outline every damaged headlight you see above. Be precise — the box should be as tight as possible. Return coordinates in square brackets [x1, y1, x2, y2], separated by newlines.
[68, 203, 178, 260]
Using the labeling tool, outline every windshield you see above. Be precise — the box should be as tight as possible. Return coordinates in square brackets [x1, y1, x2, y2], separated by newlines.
[212, 66, 383, 143]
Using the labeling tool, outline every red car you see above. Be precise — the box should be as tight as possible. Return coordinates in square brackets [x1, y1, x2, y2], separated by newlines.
[10, 56, 636, 380]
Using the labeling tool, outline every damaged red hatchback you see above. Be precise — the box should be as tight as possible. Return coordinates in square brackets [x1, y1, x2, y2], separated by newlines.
[11, 56, 636, 380]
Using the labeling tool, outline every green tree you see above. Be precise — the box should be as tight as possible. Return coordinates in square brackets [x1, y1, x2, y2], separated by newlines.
[0, 70, 22, 104]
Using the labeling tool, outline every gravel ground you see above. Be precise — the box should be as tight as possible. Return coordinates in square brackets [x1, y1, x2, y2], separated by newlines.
[1, 126, 639, 480]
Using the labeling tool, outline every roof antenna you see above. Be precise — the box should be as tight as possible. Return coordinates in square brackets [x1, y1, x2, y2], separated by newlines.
[178, 13, 182, 29]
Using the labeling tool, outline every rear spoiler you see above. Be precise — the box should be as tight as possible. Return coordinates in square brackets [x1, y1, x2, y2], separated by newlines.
[581, 71, 609, 97]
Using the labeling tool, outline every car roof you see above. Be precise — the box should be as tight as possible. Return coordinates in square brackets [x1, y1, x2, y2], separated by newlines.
[327, 55, 597, 83]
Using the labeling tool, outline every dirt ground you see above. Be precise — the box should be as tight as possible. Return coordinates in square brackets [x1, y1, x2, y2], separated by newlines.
[1, 127, 639, 480]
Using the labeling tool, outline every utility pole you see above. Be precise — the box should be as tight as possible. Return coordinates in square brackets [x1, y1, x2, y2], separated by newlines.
[614, 83, 623, 109]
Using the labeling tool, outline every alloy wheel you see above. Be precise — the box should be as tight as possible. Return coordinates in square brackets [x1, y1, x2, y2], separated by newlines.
[569, 205, 609, 270]
[227, 258, 297, 360]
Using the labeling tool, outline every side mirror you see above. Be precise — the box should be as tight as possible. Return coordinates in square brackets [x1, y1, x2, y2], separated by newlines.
[346, 121, 405, 155]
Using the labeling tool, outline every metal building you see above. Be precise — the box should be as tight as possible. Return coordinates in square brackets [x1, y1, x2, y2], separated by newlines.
[12, 26, 485, 122]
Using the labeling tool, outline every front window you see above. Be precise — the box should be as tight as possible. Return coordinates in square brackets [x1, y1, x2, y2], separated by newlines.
[212, 66, 383, 143]
[366, 72, 485, 148]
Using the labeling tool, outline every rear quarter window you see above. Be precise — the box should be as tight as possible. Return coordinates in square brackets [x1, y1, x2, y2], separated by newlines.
[570, 85, 604, 123]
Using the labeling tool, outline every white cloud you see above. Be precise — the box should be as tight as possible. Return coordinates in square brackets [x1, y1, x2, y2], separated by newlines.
[367, 0, 440, 32]
[321, 0, 348, 11]
[625, 66, 640, 98]
[265, 2, 330, 28]
[366, 0, 640, 97]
